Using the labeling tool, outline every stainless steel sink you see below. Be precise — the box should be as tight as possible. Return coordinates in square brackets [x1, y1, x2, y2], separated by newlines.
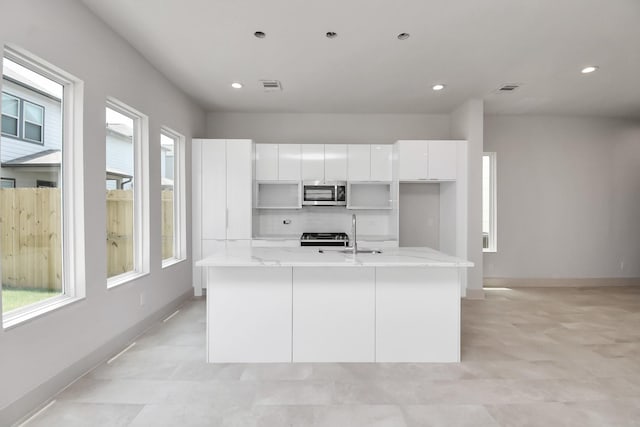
[318, 249, 383, 254]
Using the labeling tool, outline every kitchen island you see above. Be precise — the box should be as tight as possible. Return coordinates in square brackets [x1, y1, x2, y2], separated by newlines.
[196, 246, 473, 363]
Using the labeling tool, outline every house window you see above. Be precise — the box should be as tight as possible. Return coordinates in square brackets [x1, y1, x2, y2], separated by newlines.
[1, 92, 19, 136]
[1, 46, 85, 327]
[160, 128, 185, 265]
[23, 100, 44, 142]
[1, 177, 16, 188]
[105, 99, 149, 286]
[482, 152, 497, 252]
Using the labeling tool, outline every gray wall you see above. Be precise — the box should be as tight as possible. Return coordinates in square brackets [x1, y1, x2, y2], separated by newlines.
[484, 115, 640, 279]
[0, 0, 206, 423]
[206, 112, 451, 143]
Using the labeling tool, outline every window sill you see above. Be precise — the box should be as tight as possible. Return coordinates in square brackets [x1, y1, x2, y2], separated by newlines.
[162, 257, 186, 269]
[483, 248, 497, 253]
[3, 294, 84, 330]
[107, 271, 149, 289]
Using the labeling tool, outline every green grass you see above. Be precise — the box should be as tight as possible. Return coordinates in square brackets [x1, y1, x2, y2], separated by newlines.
[2, 286, 61, 313]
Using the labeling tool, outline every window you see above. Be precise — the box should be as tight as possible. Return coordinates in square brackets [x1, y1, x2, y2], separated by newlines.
[1, 93, 45, 143]
[160, 128, 185, 265]
[105, 99, 149, 286]
[482, 152, 497, 252]
[1, 92, 19, 136]
[1, 46, 85, 327]
[1, 177, 16, 188]
[23, 100, 44, 142]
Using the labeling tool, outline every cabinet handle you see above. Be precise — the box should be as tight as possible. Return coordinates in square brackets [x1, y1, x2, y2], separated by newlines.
[226, 208, 229, 230]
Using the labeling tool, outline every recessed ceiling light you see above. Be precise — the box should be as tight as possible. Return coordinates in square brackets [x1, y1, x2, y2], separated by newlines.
[432, 84, 445, 91]
[581, 66, 598, 74]
[254, 31, 266, 38]
[231, 82, 243, 89]
[326, 32, 338, 39]
[397, 33, 410, 40]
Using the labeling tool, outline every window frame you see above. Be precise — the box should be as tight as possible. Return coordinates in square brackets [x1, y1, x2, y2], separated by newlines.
[2, 45, 86, 329]
[105, 98, 150, 288]
[482, 152, 497, 253]
[160, 127, 186, 267]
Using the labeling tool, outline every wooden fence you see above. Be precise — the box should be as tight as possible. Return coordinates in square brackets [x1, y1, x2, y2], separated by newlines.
[1, 188, 175, 289]
[0, 188, 62, 290]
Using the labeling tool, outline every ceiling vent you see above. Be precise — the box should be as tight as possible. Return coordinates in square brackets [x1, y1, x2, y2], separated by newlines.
[260, 80, 282, 92]
[495, 83, 522, 93]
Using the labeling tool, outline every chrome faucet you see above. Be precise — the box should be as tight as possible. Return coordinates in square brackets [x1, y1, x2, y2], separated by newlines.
[351, 214, 358, 255]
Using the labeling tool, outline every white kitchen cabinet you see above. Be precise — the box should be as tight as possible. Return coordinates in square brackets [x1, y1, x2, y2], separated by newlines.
[376, 267, 460, 362]
[201, 140, 227, 239]
[193, 139, 253, 295]
[397, 140, 457, 181]
[397, 140, 429, 180]
[427, 141, 457, 180]
[226, 141, 253, 239]
[292, 267, 375, 362]
[370, 144, 393, 181]
[255, 143, 278, 181]
[208, 267, 292, 363]
[278, 144, 301, 181]
[324, 144, 348, 181]
[347, 144, 371, 181]
[301, 144, 324, 181]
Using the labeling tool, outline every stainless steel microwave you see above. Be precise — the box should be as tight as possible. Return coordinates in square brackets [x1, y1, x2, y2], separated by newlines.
[302, 181, 347, 206]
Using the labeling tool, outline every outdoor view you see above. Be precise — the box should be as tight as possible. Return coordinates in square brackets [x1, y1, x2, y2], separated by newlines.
[105, 106, 135, 278]
[160, 132, 175, 260]
[1, 57, 64, 313]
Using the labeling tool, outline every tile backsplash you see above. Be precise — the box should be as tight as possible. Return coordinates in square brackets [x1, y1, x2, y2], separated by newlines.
[254, 207, 396, 239]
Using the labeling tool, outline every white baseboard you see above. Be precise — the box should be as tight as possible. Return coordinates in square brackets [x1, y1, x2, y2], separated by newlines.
[1, 289, 193, 427]
[484, 277, 640, 288]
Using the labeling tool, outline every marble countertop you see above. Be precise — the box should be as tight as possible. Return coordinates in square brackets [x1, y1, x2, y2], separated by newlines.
[196, 246, 473, 268]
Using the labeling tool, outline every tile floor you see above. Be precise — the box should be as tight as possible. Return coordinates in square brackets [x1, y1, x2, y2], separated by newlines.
[24, 286, 640, 426]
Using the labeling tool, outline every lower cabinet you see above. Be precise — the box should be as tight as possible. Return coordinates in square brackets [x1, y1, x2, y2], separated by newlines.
[208, 267, 292, 363]
[376, 267, 460, 362]
[292, 268, 375, 362]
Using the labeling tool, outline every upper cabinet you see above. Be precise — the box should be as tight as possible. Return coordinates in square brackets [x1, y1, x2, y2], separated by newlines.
[370, 145, 393, 181]
[324, 145, 348, 181]
[348, 144, 393, 182]
[397, 140, 457, 181]
[301, 144, 324, 181]
[255, 144, 393, 182]
[256, 144, 301, 181]
[347, 145, 370, 181]
[300, 144, 347, 182]
[279, 144, 301, 180]
[255, 143, 278, 181]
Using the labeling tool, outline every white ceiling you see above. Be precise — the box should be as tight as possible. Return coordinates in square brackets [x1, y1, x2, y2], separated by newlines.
[81, 0, 640, 118]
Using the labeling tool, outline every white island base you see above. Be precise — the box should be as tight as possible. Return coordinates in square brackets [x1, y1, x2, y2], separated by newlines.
[199, 247, 473, 363]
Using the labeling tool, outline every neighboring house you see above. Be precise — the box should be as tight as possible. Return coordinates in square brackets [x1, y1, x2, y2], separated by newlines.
[1, 71, 62, 188]
[1, 62, 134, 189]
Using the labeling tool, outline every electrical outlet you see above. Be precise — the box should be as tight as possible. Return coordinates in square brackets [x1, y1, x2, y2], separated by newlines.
[139, 292, 145, 306]
[620, 261, 625, 271]
[283, 219, 292, 225]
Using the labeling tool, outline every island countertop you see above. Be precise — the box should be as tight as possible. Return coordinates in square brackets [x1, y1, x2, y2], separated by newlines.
[196, 246, 474, 268]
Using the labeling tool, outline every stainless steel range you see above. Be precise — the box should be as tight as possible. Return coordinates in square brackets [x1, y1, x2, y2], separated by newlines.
[300, 232, 349, 247]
